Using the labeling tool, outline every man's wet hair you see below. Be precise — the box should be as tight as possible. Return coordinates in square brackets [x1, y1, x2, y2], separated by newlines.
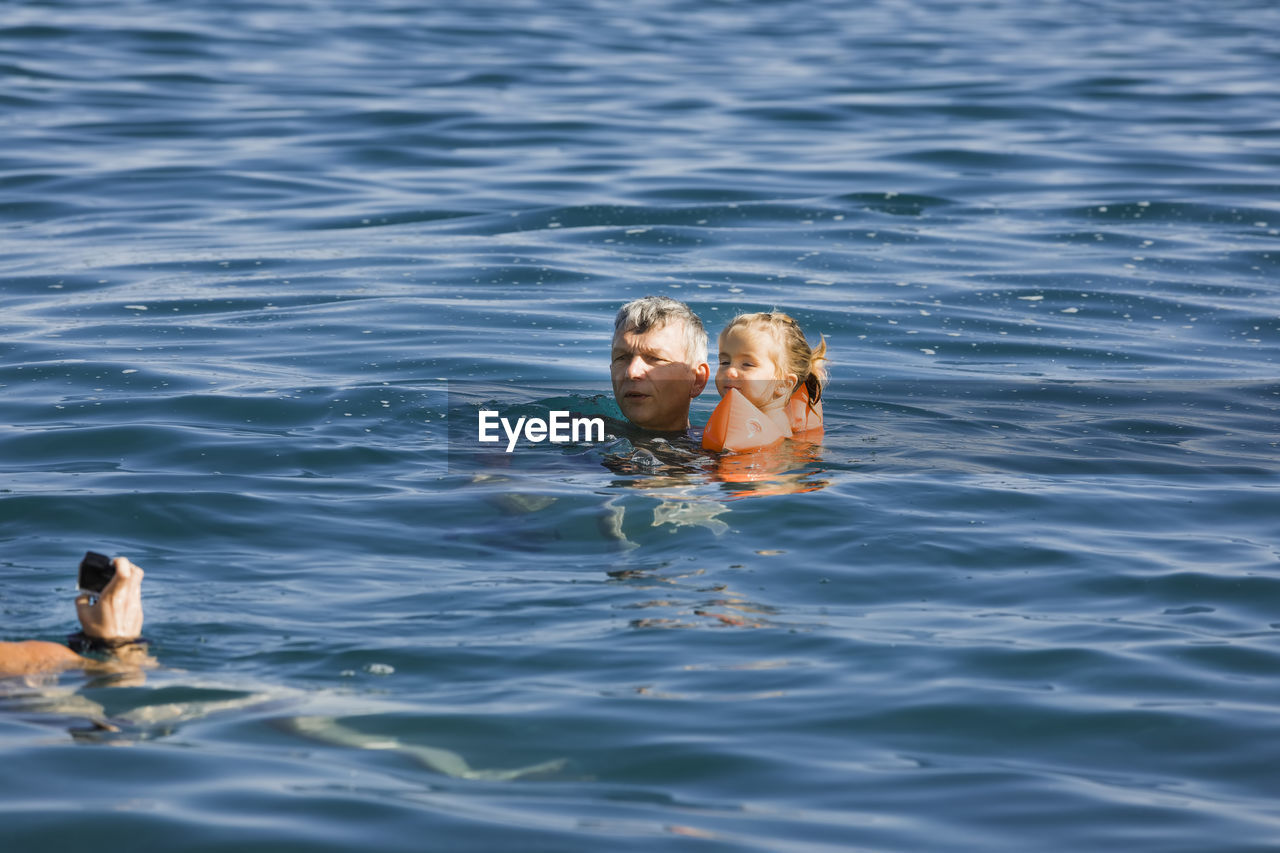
[614, 295, 708, 367]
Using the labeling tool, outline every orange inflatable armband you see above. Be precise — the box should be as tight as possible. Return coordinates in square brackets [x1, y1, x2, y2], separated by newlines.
[703, 387, 825, 452]
[785, 387, 824, 435]
[702, 388, 789, 452]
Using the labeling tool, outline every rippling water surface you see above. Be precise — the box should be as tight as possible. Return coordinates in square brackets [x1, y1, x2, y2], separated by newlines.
[2, 1, 1278, 850]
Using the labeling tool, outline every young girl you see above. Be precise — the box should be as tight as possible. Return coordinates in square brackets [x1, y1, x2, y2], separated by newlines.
[705, 311, 828, 450]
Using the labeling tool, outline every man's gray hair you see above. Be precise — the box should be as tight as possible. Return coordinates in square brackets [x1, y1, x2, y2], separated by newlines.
[614, 295, 708, 367]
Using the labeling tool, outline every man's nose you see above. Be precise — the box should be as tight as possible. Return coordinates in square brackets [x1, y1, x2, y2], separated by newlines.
[625, 355, 648, 378]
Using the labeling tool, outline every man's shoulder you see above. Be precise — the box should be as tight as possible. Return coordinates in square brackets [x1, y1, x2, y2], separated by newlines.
[0, 640, 83, 676]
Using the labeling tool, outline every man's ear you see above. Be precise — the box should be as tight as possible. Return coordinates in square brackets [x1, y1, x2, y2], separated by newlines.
[690, 362, 710, 397]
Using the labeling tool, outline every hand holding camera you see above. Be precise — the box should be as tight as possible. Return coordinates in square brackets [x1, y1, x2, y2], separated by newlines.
[75, 551, 145, 644]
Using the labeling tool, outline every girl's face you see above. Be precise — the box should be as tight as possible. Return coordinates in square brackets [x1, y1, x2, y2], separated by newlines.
[715, 326, 797, 409]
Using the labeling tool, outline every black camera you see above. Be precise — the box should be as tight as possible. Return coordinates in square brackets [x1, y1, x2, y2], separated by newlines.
[78, 551, 116, 595]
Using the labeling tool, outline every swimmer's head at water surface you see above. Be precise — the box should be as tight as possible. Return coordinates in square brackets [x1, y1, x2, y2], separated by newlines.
[610, 296, 710, 432]
[715, 311, 828, 425]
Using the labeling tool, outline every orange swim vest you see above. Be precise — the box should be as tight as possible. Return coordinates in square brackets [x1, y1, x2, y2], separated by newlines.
[702, 387, 824, 452]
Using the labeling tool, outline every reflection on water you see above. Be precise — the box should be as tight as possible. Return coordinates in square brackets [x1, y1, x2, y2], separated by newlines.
[705, 440, 832, 499]
[4, 671, 568, 781]
[608, 561, 787, 632]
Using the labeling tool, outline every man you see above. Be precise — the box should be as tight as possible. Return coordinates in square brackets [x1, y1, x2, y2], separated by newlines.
[610, 296, 710, 432]
[0, 556, 145, 677]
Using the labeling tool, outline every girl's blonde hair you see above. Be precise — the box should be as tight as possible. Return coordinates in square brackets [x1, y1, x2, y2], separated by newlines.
[722, 311, 829, 404]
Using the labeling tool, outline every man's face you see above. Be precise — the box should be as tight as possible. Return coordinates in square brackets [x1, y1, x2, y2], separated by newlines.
[610, 321, 708, 431]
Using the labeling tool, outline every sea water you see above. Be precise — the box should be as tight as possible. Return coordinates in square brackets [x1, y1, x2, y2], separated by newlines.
[2, 0, 1278, 850]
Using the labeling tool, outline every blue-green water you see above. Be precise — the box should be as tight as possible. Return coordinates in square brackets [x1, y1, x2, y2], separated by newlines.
[2, 0, 1278, 850]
